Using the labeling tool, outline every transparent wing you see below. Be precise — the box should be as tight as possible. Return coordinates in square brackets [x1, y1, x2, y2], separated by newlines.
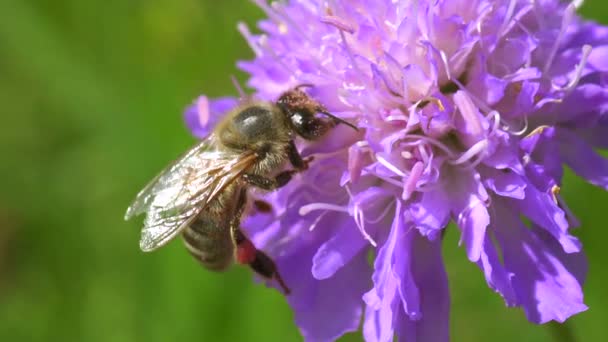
[125, 135, 257, 252]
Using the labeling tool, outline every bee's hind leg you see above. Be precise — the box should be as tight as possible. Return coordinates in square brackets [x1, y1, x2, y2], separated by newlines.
[231, 226, 291, 295]
[229, 189, 290, 294]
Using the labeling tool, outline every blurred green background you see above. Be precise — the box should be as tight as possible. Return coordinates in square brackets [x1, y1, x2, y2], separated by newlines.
[0, 1, 607, 341]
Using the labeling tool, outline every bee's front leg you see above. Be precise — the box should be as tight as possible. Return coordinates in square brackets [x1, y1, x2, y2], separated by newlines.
[286, 140, 314, 171]
[244, 142, 313, 191]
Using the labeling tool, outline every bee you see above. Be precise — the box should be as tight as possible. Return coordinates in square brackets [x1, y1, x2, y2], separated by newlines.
[124, 86, 357, 294]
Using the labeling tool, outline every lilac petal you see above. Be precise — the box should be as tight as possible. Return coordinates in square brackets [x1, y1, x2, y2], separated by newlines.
[531, 224, 587, 285]
[453, 90, 487, 145]
[513, 182, 581, 253]
[281, 240, 370, 342]
[393, 209, 421, 320]
[312, 217, 368, 280]
[365, 206, 450, 342]
[520, 126, 556, 154]
[520, 126, 563, 190]
[563, 22, 608, 49]
[574, 122, 608, 149]
[402, 63, 433, 99]
[345, 143, 369, 185]
[456, 198, 490, 263]
[419, 93, 454, 139]
[489, 38, 533, 76]
[557, 128, 608, 190]
[184, 96, 237, 138]
[510, 81, 539, 117]
[587, 45, 608, 71]
[363, 217, 418, 342]
[481, 132, 524, 173]
[493, 205, 588, 323]
[468, 70, 507, 106]
[364, 203, 422, 334]
[481, 167, 526, 199]
[365, 202, 414, 310]
[447, 169, 490, 262]
[476, 233, 517, 306]
[363, 282, 400, 342]
[395, 233, 450, 342]
[409, 188, 450, 239]
[539, 84, 608, 126]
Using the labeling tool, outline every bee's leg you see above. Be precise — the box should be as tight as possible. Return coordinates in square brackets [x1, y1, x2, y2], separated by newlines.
[286, 140, 314, 170]
[230, 188, 247, 222]
[242, 172, 296, 191]
[229, 189, 290, 294]
[243, 143, 314, 191]
[230, 226, 291, 295]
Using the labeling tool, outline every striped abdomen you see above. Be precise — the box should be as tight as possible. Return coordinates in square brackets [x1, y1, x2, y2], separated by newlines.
[182, 214, 234, 271]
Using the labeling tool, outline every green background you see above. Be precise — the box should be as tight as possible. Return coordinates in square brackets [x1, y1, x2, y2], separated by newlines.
[0, 1, 607, 341]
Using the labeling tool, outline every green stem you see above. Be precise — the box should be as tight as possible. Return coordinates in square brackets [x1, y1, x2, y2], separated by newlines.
[547, 321, 577, 342]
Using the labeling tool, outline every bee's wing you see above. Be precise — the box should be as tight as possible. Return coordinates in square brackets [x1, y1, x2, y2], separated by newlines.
[125, 135, 257, 252]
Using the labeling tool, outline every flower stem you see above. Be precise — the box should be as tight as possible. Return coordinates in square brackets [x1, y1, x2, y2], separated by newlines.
[547, 321, 577, 342]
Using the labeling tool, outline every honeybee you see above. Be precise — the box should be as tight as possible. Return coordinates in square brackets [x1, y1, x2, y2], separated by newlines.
[125, 86, 357, 294]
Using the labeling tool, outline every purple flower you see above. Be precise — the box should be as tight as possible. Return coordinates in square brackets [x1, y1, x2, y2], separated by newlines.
[186, 0, 608, 341]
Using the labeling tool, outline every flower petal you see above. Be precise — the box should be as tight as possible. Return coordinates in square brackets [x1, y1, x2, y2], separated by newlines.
[493, 204, 588, 323]
[481, 167, 527, 199]
[476, 233, 517, 306]
[409, 188, 450, 239]
[184, 96, 237, 138]
[278, 234, 370, 342]
[513, 180, 581, 253]
[447, 169, 490, 262]
[363, 282, 400, 342]
[312, 217, 368, 280]
[394, 233, 450, 342]
[558, 128, 608, 190]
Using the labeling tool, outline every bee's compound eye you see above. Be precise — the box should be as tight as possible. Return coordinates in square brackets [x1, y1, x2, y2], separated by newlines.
[289, 111, 330, 140]
[234, 106, 274, 140]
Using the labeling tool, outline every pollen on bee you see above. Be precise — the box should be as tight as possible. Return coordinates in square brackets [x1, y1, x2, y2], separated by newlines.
[236, 239, 257, 264]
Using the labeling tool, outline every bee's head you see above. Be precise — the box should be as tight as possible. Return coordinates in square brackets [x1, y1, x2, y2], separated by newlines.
[277, 87, 358, 140]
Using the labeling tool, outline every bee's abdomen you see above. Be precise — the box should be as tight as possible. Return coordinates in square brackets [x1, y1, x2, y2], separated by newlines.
[183, 216, 234, 271]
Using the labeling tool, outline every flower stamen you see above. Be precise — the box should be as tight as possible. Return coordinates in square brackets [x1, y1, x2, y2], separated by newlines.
[320, 15, 356, 34]
[543, 2, 577, 75]
[552, 44, 592, 92]
[402, 134, 456, 158]
[448, 139, 489, 165]
[345, 186, 378, 246]
[505, 114, 529, 136]
[299, 202, 349, 216]
[376, 154, 407, 177]
[498, 0, 518, 37]
[237, 22, 263, 56]
[403, 161, 424, 200]
[524, 125, 550, 139]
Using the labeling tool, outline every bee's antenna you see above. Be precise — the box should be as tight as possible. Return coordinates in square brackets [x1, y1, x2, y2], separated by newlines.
[318, 110, 359, 131]
[230, 75, 246, 99]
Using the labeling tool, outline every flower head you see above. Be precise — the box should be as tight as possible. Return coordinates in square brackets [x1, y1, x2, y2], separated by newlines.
[186, 0, 608, 341]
